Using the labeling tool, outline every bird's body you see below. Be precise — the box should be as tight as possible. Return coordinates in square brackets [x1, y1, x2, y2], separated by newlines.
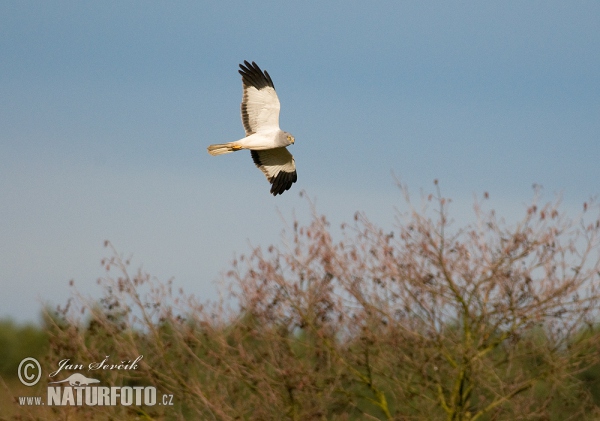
[207, 61, 297, 196]
[208, 129, 289, 154]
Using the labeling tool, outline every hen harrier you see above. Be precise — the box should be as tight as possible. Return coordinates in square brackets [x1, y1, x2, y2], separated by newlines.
[207, 61, 297, 196]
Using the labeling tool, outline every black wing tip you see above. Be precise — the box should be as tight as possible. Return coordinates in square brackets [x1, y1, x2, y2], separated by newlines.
[250, 151, 297, 196]
[238, 60, 274, 90]
[270, 170, 298, 196]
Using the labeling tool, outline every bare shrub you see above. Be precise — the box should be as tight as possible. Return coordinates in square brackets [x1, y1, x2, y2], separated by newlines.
[32, 184, 600, 420]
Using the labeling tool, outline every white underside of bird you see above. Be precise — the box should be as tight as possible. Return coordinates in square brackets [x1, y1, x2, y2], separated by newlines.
[207, 129, 290, 155]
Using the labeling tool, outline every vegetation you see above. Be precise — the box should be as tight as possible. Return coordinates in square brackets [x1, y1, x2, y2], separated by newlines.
[3, 183, 600, 420]
[0, 320, 48, 378]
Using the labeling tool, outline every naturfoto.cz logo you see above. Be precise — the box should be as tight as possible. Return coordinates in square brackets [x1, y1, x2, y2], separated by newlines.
[17, 356, 174, 407]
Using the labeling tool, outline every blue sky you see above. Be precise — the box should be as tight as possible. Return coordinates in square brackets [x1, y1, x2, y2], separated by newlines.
[1, 1, 599, 323]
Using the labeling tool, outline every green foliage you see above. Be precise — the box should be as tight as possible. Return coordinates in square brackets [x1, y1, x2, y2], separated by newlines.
[0, 318, 48, 377]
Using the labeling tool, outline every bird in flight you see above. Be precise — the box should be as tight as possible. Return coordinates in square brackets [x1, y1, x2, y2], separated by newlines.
[207, 61, 297, 196]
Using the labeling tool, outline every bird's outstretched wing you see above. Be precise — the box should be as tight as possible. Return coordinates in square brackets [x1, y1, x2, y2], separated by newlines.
[239, 61, 281, 136]
[251, 148, 297, 196]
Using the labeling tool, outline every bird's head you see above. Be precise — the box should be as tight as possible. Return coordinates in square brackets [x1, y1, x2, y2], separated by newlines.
[286, 133, 295, 145]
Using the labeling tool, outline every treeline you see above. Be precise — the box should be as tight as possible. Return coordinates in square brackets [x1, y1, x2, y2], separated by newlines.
[4, 186, 600, 420]
[3, 313, 600, 420]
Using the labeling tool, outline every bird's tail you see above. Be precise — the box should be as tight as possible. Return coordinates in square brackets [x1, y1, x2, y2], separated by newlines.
[207, 142, 243, 156]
